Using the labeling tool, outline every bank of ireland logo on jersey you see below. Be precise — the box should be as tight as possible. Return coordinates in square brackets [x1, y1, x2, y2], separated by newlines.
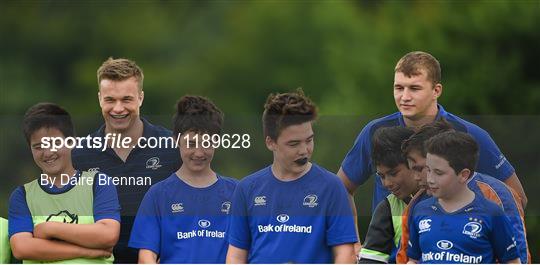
[171, 203, 184, 213]
[221, 201, 231, 214]
[146, 156, 162, 170]
[277, 214, 289, 223]
[418, 219, 431, 233]
[437, 240, 453, 250]
[303, 194, 318, 208]
[463, 220, 482, 239]
[198, 219, 211, 228]
[254, 196, 266, 206]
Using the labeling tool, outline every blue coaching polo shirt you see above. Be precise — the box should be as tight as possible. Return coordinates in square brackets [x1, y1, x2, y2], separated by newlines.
[341, 105, 515, 211]
[228, 163, 358, 263]
[72, 118, 181, 262]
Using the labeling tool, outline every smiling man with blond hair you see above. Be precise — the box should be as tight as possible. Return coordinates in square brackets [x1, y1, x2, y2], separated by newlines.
[72, 57, 181, 263]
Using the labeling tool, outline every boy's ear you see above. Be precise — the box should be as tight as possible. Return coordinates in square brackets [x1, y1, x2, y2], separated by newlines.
[265, 136, 276, 151]
[458, 168, 472, 183]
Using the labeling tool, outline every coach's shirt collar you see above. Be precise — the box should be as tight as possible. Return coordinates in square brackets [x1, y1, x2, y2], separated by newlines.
[398, 104, 448, 127]
[87, 117, 161, 162]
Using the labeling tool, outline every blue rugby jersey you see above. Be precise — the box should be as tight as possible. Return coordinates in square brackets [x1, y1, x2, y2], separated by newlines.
[407, 195, 518, 264]
[399, 172, 529, 263]
[129, 173, 237, 263]
[228, 163, 357, 263]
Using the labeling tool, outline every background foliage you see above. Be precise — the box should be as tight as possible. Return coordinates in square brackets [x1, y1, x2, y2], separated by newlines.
[1, 0, 539, 260]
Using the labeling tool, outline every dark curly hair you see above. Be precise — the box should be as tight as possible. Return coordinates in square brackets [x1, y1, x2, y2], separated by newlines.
[262, 89, 318, 140]
[173, 95, 223, 136]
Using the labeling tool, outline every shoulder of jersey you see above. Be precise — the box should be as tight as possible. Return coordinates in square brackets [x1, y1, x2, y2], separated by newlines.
[364, 111, 402, 130]
[219, 175, 240, 186]
[146, 173, 177, 192]
[475, 195, 505, 214]
[412, 196, 438, 214]
[312, 164, 341, 183]
[473, 172, 506, 187]
[239, 167, 269, 183]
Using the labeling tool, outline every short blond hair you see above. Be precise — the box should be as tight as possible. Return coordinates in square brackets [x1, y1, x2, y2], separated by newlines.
[97, 57, 144, 90]
[395, 51, 441, 85]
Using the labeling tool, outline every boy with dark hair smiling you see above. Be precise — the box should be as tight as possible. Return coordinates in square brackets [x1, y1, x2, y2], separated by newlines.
[129, 95, 237, 263]
[358, 126, 418, 264]
[9, 103, 120, 263]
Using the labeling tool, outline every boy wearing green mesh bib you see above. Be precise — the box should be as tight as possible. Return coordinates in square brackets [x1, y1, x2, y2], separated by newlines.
[8, 103, 120, 263]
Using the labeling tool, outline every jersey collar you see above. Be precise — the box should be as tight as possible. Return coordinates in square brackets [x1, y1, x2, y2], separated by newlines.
[398, 104, 448, 127]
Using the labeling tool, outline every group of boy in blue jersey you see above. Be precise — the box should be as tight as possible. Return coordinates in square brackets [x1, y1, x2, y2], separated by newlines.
[2, 51, 531, 264]
[405, 129, 522, 264]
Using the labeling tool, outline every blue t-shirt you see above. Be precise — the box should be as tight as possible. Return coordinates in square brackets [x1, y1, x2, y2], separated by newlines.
[228, 163, 358, 264]
[8, 171, 120, 238]
[407, 195, 519, 264]
[128, 173, 237, 263]
[341, 105, 515, 211]
[72, 118, 181, 262]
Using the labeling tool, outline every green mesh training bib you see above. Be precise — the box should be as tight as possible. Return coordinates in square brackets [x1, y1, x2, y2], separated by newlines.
[0, 217, 11, 264]
[23, 171, 113, 264]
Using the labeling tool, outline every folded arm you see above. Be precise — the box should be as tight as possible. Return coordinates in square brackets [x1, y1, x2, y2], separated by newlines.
[33, 219, 120, 249]
[10, 232, 111, 261]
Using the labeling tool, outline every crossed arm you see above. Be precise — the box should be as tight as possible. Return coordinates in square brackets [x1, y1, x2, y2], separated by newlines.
[10, 219, 119, 261]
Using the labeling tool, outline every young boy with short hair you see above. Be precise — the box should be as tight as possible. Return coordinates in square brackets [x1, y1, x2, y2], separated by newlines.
[407, 131, 520, 264]
[226, 90, 357, 264]
[397, 120, 529, 263]
[358, 126, 418, 264]
[129, 95, 237, 263]
[9, 103, 120, 263]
